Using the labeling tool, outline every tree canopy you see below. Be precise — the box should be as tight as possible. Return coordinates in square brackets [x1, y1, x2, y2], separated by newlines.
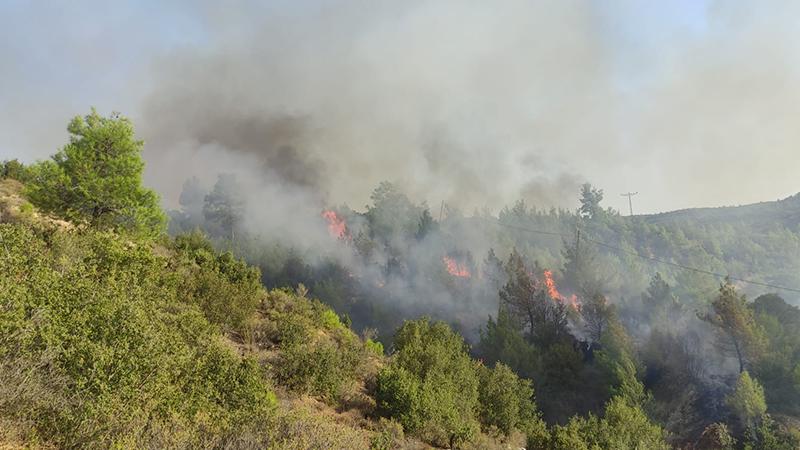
[26, 109, 165, 235]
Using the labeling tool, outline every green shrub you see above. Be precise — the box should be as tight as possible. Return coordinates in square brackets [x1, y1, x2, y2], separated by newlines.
[263, 289, 370, 403]
[376, 318, 480, 448]
[18, 201, 34, 218]
[320, 308, 344, 330]
[370, 417, 405, 450]
[742, 414, 800, 450]
[477, 362, 546, 440]
[173, 231, 263, 331]
[727, 371, 767, 429]
[0, 224, 275, 447]
[264, 406, 372, 449]
[696, 423, 736, 449]
[0, 159, 31, 182]
[366, 338, 385, 356]
[551, 395, 668, 450]
[277, 341, 357, 401]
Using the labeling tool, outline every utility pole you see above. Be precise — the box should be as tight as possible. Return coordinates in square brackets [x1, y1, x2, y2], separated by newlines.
[620, 192, 638, 216]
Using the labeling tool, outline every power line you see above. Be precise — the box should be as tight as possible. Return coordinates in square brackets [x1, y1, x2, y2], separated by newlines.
[580, 235, 800, 294]
[483, 218, 800, 294]
[480, 219, 567, 238]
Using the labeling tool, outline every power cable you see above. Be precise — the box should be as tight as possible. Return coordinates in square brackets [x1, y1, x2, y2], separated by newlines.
[484, 218, 800, 294]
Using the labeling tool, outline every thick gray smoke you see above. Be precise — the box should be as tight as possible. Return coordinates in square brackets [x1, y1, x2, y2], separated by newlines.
[129, 1, 800, 345]
[140, 0, 603, 212]
[138, 0, 800, 216]
[6, 1, 800, 214]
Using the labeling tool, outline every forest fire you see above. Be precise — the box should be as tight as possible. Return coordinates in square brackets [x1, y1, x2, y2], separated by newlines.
[542, 269, 580, 311]
[321, 210, 348, 239]
[543, 270, 561, 300]
[567, 294, 581, 311]
[443, 256, 471, 278]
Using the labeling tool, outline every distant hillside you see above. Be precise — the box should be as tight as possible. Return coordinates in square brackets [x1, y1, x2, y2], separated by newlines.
[641, 193, 800, 230]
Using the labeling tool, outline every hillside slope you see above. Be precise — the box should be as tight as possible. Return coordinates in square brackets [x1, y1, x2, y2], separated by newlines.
[641, 193, 800, 230]
[0, 178, 535, 449]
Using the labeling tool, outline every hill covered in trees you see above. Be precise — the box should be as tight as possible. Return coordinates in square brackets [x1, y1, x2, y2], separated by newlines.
[641, 193, 800, 230]
[2, 110, 800, 449]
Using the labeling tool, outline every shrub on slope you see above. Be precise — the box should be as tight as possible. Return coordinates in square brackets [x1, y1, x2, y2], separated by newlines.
[0, 223, 275, 448]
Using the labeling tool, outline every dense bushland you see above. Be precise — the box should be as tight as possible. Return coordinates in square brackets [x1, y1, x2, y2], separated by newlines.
[0, 223, 275, 448]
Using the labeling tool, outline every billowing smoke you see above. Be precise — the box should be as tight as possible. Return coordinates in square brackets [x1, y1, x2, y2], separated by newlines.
[139, 0, 601, 213]
[137, 3, 610, 336]
[6, 1, 800, 213]
[138, 1, 800, 218]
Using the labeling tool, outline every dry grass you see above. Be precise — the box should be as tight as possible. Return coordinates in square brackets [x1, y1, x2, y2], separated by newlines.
[0, 179, 71, 230]
[0, 179, 26, 223]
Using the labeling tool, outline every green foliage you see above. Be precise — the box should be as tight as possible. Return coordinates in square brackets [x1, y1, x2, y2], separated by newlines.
[117, 171, 800, 446]
[596, 314, 645, 404]
[320, 308, 344, 330]
[366, 338, 385, 356]
[203, 173, 244, 240]
[561, 229, 603, 297]
[0, 159, 31, 182]
[415, 207, 437, 240]
[701, 281, 766, 373]
[500, 249, 571, 348]
[581, 293, 613, 343]
[370, 418, 405, 450]
[376, 318, 480, 447]
[579, 183, 605, 220]
[642, 272, 682, 324]
[551, 395, 669, 450]
[279, 341, 358, 401]
[0, 223, 275, 447]
[478, 309, 537, 377]
[173, 230, 262, 331]
[741, 414, 800, 450]
[18, 200, 34, 217]
[25, 109, 165, 236]
[477, 362, 547, 444]
[751, 294, 800, 415]
[365, 181, 422, 243]
[262, 289, 369, 403]
[264, 406, 373, 449]
[727, 371, 767, 429]
[696, 423, 736, 450]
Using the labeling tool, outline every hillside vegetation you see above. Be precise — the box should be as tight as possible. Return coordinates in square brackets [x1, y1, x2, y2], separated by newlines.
[3, 110, 800, 449]
[0, 178, 604, 449]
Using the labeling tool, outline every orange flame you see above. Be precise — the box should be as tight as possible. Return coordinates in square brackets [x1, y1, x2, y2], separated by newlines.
[322, 210, 348, 239]
[543, 270, 561, 300]
[443, 256, 471, 278]
[568, 294, 581, 311]
[542, 269, 581, 311]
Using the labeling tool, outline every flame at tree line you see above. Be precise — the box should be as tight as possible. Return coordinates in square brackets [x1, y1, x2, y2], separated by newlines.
[320, 210, 577, 308]
[321, 210, 348, 239]
[543, 269, 581, 311]
[320, 210, 470, 280]
[543, 270, 561, 299]
[443, 256, 471, 278]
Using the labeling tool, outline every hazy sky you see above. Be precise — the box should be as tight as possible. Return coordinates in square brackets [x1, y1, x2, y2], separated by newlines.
[2, 1, 799, 214]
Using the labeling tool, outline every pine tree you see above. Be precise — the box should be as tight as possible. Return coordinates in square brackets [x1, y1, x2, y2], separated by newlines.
[578, 183, 604, 220]
[203, 174, 245, 240]
[26, 109, 165, 235]
[700, 280, 765, 373]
